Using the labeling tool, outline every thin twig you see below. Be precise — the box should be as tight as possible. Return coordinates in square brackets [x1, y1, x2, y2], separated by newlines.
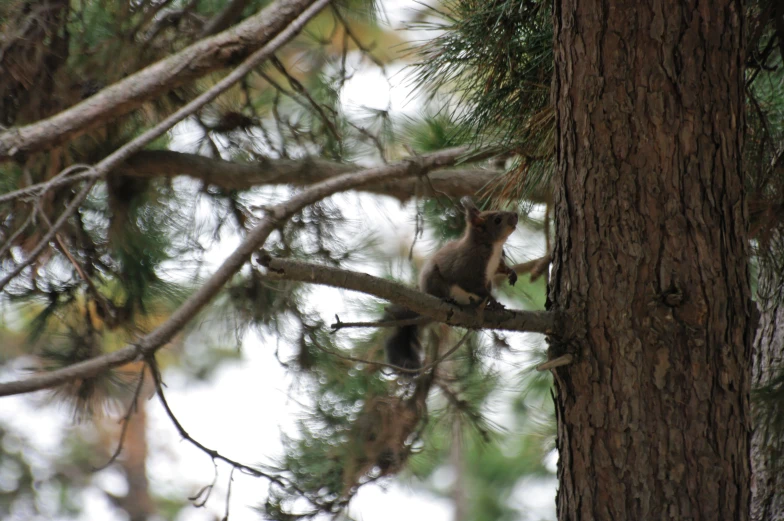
[436, 381, 491, 442]
[330, 314, 431, 331]
[416, 330, 472, 376]
[147, 356, 289, 486]
[0, 211, 34, 260]
[0, 163, 96, 205]
[189, 460, 219, 507]
[149, 356, 330, 513]
[331, 5, 385, 70]
[94, 365, 147, 471]
[310, 328, 471, 376]
[306, 340, 418, 372]
[270, 56, 341, 139]
[36, 205, 115, 320]
[0, 178, 98, 293]
[0, 164, 100, 291]
[223, 467, 235, 521]
[0, 168, 98, 204]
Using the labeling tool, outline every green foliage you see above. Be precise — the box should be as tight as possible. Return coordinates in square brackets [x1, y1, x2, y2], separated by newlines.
[262, 317, 430, 519]
[412, 0, 552, 146]
[402, 113, 474, 153]
[402, 331, 554, 521]
[411, 0, 554, 202]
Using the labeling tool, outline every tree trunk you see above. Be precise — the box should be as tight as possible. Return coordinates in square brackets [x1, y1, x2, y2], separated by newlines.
[751, 251, 784, 521]
[548, 1, 752, 520]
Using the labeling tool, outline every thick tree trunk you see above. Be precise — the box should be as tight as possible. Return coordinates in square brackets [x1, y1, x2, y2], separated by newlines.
[549, 1, 752, 520]
[751, 252, 784, 521]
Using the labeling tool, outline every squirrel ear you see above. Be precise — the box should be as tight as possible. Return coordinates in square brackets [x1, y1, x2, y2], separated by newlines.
[461, 197, 483, 226]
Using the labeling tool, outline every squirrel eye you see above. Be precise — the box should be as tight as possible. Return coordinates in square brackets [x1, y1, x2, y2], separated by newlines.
[494, 216, 502, 224]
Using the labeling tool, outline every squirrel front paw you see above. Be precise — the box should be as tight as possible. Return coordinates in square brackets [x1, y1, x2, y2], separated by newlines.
[507, 270, 518, 286]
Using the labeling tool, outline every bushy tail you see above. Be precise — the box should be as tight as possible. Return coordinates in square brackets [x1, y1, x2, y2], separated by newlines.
[383, 305, 421, 370]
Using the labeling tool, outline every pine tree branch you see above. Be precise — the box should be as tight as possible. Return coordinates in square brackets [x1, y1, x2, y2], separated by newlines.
[1, 150, 502, 205]
[330, 315, 432, 330]
[0, 146, 479, 398]
[119, 151, 503, 201]
[0, 0, 329, 292]
[147, 357, 288, 487]
[259, 257, 557, 334]
[94, 365, 147, 471]
[0, 177, 99, 292]
[0, 0, 321, 160]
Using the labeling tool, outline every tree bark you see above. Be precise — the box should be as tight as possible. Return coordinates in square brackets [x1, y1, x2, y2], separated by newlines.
[119, 150, 506, 202]
[549, 1, 752, 520]
[751, 250, 784, 521]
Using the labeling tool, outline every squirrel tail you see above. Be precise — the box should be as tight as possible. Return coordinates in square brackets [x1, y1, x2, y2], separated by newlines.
[383, 305, 422, 370]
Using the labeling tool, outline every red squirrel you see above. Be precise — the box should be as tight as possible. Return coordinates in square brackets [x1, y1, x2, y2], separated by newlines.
[384, 197, 519, 370]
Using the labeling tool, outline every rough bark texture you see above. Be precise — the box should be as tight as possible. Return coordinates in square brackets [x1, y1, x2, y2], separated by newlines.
[751, 253, 784, 521]
[549, 1, 752, 520]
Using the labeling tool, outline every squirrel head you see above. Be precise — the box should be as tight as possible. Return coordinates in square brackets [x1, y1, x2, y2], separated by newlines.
[460, 197, 518, 243]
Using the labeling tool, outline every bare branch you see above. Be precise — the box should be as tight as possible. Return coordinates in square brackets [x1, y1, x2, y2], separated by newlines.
[330, 315, 432, 331]
[305, 340, 416, 373]
[1, 149, 503, 206]
[0, 163, 96, 205]
[0, 177, 99, 292]
[118, 150, 502, 201]
[310, 327, 471, 376]
[0, 146, 479, 398]
[147, 358, 287, 485]
[260, 257, 557, 334]
[0, 0, 321, 160]
[223, 467, 235, 521]
[148, 356, 330, 514]
[0, 212, 33, 260]
[94, 365, 147, 471]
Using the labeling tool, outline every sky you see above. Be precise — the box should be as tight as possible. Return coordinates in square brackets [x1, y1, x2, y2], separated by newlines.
[0, 0, 557, 519]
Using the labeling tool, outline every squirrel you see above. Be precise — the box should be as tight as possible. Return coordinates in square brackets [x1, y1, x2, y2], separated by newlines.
[384, 197, 519, 370]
